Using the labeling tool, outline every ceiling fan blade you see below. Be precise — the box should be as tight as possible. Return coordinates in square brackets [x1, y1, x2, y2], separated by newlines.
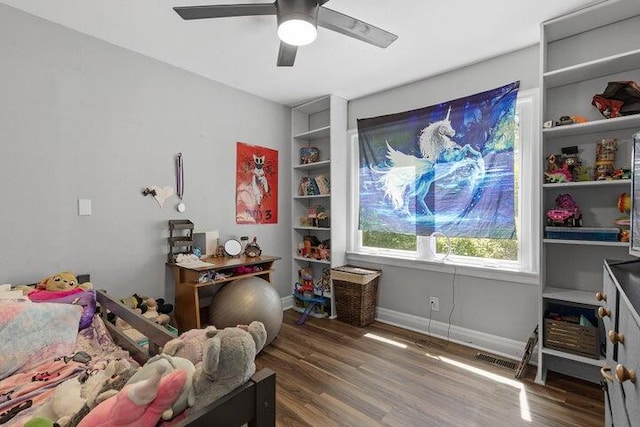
[174, 3, 276, 20]
[317, 7, 397, 48]
[277, 42, 298, 67]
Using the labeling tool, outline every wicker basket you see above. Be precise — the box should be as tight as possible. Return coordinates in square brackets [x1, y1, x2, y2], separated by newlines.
[331, 266, 381, 327]
[543, 318, 599, 359]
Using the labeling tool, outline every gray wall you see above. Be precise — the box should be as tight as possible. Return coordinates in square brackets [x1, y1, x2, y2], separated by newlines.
[0, 4, 292, 302]
[347, 46, 540, 343]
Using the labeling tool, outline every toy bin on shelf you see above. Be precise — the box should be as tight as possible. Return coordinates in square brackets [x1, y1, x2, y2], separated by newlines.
[331, 266, 381, 327]
[544, 226, 619, 241]
[543, 303, 600, 359]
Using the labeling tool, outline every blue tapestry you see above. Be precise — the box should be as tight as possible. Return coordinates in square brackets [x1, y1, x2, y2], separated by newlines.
[356, 81, 520, 238]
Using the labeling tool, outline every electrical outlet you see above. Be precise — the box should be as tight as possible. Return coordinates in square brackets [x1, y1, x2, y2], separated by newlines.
[429, 297, 440, 312]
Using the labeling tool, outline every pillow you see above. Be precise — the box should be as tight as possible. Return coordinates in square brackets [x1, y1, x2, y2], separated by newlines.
[30, 289, 97, 330]
[0, 301, 82, 380]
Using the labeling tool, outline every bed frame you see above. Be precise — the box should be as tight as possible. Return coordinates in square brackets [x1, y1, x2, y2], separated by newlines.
[95, 289, 276, 427]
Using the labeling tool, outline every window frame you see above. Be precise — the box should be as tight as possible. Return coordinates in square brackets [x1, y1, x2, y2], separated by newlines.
[347, 88, 540, 284]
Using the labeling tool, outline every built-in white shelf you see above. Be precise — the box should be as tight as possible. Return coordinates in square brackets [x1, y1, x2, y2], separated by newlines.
[543, 239, 628, 247]
[541, 347, 604, 367]
[293, 226, 331, 231]
[543, 179, 631, 188]
[542, 286, 598, 306]
[294, 95, 330, 115]
[293, 126, 330, 141]
[293, 256, 331, 265]
[293, 160, 331, 171]
[294, 194, 330, 200]
[543, 49, 640, 88]
[542, 114, 640, 139]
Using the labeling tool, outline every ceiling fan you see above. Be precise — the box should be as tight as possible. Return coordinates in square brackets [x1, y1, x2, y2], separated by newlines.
[173, 0, 398, 67]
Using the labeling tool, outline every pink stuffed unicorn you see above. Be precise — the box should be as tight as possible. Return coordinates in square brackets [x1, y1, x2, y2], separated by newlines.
[77, 365, 186, 427]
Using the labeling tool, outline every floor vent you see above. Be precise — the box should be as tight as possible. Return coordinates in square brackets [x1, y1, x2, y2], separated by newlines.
[475, 353, 518, 371]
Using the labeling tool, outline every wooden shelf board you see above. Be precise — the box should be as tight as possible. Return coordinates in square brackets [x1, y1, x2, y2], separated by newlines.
[541, 347, 604, 367]
[293, 160, 331, 170]
[542, 286, 598, 306]
[542, 114, 640, 139]
[293, 126, 330, 140]
[544, 48, 640, 88]
[543, 239, 628, 247]
[543, 179, 631, 188]
[180, 269, 276, 289]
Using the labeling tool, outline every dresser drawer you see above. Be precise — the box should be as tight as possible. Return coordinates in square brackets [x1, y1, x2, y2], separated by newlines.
[616, 301, 640, 426]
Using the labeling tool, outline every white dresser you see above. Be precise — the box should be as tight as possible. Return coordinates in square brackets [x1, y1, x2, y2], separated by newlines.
[602, 260, 640, 427]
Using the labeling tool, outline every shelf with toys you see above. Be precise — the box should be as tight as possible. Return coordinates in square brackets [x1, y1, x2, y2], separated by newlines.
[537, 0, 640, 386]
[291, 95, 348, 321]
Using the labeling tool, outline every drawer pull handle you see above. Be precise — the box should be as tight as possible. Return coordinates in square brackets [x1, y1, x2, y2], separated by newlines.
[615, 364, 636, 383]
[608, 330, 625, 344]
[598, 307, 611, 318]
[595, 292, 607, 302]
[600, 365, 614, 382]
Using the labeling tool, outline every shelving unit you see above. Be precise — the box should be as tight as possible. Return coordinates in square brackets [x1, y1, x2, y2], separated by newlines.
[291, 95, 348, 318]
[536, 0, 640, 385]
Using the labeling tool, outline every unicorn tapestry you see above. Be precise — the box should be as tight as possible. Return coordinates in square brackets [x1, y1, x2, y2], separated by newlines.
[236, 141, 278, 224]
[356, 81, 520, 238]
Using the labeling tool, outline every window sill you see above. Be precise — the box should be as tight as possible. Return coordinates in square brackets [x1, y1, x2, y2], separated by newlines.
[346, 251, 540, 286]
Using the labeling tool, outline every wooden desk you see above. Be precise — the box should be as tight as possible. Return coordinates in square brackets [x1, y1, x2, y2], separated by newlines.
[167, 255, 280, 332]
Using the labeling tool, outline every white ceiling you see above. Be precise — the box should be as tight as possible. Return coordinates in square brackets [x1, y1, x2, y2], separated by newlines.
[1, 0, 603, 106]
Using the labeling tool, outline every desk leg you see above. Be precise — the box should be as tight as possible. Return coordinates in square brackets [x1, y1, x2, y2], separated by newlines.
[175, 283, 200, 332]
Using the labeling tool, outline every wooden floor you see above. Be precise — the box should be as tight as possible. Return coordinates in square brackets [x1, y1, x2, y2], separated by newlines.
[256, 310, 604, 427]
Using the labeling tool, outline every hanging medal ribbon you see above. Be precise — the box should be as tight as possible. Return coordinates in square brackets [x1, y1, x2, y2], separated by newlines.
[176, 153, 185, 212]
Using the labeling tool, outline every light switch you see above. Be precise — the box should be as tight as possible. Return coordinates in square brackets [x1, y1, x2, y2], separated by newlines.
[78, 199, 92, 216]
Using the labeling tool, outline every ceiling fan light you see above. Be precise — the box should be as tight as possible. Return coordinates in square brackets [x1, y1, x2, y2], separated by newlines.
[277, 19, 317, 46]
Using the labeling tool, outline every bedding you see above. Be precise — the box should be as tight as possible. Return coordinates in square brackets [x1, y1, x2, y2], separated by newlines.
[0, 287, 276, 427]
[0, 301, 82, 381]
[29, 289, 97, 330]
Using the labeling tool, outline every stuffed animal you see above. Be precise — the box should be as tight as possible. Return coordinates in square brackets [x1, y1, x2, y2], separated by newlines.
[162, 326, 217, 365]
[124, 354, 195, 420]
[190, 321, 267, 413]
[35, 359, 136, 427]
[38, 271, 93, 292]
[77, 366, 187, 427]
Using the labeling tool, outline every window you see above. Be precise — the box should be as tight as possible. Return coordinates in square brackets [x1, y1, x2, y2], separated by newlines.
[348, 89, 539, 276]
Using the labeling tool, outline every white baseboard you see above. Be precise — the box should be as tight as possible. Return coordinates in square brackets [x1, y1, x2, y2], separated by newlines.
[280, 297, 534, 363]
[376, 307, 531, 362]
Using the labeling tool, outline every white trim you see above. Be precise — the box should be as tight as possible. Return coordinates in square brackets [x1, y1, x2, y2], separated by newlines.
[376, 306, 536, 363]
[347, 251, 539, 285]
[281, 295, 294, 310]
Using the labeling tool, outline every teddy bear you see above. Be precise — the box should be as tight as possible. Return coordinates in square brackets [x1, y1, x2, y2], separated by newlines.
[162, 325, 217, 365]
[15, 271, 93, 296]
[190, 321, 267, 413]
[124, 354, 195, 421]
[77, 365, 187, 427]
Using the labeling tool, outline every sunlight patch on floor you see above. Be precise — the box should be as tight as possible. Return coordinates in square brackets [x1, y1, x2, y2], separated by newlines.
[425, 353, 531, 422]
[364, 333, 408, 349]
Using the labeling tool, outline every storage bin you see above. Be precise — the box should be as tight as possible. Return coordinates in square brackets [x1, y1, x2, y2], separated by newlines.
[544, 226, 619, 241]
[543, 304, 599, 359]
[331, 266, 381, 327]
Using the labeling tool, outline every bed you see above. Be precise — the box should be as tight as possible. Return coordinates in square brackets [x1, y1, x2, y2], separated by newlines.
[0, 286, 275, 427]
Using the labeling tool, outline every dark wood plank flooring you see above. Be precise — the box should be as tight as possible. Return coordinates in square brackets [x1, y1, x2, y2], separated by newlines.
[256, 310, 604, 427]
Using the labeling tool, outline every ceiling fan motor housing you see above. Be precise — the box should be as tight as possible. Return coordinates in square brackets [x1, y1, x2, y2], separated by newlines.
[277, 0, 319, 29]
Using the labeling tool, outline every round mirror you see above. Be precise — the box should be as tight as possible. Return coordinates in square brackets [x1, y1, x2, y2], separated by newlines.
[223, 239, 242, 257]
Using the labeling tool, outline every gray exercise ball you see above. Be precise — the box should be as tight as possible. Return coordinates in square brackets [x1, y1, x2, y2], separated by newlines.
[208, 276, 283, 347]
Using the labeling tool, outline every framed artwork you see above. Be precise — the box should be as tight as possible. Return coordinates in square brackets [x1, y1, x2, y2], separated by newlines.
[236, 141, 278, 224]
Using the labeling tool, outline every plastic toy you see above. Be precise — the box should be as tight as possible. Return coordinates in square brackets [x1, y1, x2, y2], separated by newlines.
[546, 194, 583, 227]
